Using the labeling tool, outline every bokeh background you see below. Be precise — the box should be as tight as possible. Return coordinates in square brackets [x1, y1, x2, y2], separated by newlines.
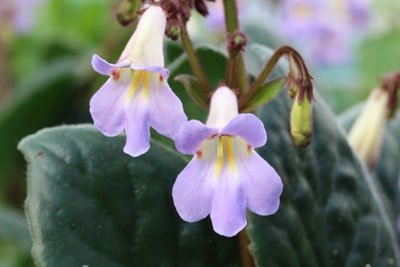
[0, 0, 399, 266]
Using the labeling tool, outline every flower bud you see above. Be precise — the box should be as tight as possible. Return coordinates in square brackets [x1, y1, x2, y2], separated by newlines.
[290, 90, 313, 147]
[347, 88, 388, 169]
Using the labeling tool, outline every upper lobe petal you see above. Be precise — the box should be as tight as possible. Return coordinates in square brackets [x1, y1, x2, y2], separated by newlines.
[175, 121, 218, 155]
[91, 54, 129, 76]
[220, 113, 267, 148]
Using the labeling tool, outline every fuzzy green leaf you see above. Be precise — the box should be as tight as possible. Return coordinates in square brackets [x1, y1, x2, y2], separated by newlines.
[248, 92, 400, 267]
[174, 74, 209, 110]
[242, 76, 286, 112]
[18, 125, 241, 267]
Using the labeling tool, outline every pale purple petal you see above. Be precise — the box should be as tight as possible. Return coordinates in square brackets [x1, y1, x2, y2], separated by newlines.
[175, 121, 218, 154]
[89, 77, 130, 136]
[148, 80, 188, 139]
[131, 64, 170, 80]
[240, 151, 283, 215]
[220, 114, 267, 148]
[91, 54, 129, 76]
[123, 96, 151, 157]
[172, 158, 215, 222]
[210, 173, 247, 237]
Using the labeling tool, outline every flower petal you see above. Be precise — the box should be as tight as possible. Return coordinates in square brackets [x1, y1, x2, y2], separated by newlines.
[131, 65, 170, 80]
[119, 5, 166, 68]
[172, 158, 215, 222]
[210, 172, 247, 237]
[91, 54, 129, 76]
[89, 76, 130, 136]
[175, 121, 218, 154]
[123, 94, 151, 157]
[220, 113, 267, 148]
[240, 151, 283, 215]
[148, 80, 188, 139]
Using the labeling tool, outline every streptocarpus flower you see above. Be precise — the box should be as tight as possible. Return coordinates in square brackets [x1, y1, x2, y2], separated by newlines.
[90, 5, 187, 157]
[172, 86, 283, 237]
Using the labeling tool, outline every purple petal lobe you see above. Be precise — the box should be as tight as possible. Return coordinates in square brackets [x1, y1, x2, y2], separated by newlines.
[89, 77, 129, 136]
[92, 54, 129, 76]
[241, 151, 283, 215]
[220, 114, 267, 148]
[172, 158, 215, 222]
[148, 80, 188, 140]
[130, 64, 170, 80]
[175, 121, 218, 154]
[123, 95, 151, 157]
[210, 173, 247, 237]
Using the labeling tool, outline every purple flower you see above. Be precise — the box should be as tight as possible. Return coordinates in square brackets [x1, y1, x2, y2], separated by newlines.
[172, 87, 283, 237]
[90, 5, 187, 157]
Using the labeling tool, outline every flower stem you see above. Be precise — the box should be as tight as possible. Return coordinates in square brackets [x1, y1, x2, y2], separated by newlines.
[239, 229, 255, 267]
[178, 19, 212, 95]
[239, 45, 311, 110]
[223, 0, 248, 95]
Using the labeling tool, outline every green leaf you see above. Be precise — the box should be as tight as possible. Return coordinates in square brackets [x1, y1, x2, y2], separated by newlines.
[18, 125, 241, 267]
[242, 76, 286, 112]
[174, 74, 209, 110]
[248, 92, 400, 267]
[168, 45, 227, 121]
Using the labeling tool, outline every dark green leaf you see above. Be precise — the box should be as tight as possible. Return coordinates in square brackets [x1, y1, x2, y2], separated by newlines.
[338, 105, 400, 212]
[247, 92, 400, 267]
[168, 45, 227, 121]
[18, 125, 241, 267]
[174, 74, 209, 109]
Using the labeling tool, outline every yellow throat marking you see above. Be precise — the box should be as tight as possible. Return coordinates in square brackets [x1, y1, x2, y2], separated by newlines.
[214, 136, 237, 177]
[127, 70, 149, 99]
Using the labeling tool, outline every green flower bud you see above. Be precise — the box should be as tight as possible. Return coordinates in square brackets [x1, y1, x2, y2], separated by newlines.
[290, 90, 313, 147]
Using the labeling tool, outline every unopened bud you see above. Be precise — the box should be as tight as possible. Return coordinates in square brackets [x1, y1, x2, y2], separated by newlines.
[290, 90, 313, 147]
[348, 88, 388, 170]
[166, 23, 180, 41]
[228, 31, 247, 57]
